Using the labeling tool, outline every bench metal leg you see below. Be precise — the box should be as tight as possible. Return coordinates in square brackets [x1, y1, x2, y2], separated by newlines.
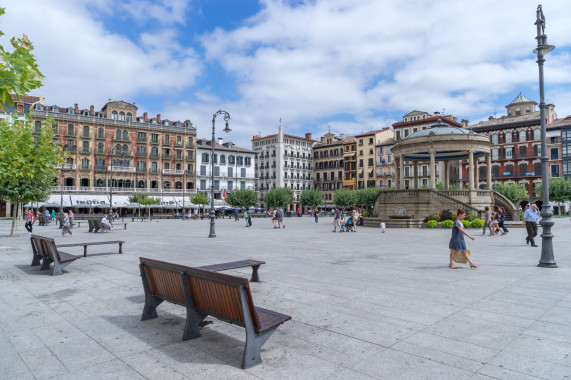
[182, 309, 207, 340]
[119, 243, 123, 254]
[140, 264, 163, 320]
[239, 287, 275, 369]
[40, 257, 53, 271]
[31, 252, 42, 266]
[51, 260, 72, 276]
[251, 265, 261, 282]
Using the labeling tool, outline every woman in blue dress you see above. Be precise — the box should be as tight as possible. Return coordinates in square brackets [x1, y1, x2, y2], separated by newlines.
[449, 209, 478, 269]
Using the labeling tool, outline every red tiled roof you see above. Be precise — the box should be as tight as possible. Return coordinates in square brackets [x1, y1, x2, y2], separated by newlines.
[10, 94, 40, 103]
[392, 115, 462, 128]
[354, 128, 391, 137]
[547, 115, 571, 129]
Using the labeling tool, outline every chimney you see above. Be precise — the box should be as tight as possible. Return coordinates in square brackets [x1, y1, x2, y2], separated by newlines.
[305, 133, 312, 140]
[74, 103, 79, 113]
[461, 119, 469, 128]
[218, 137, 223, 145]
[143, 112, 148, 123]
[434, 111, 440, 116]
[321, 136, 325, 143]
[89, 105, 94, 116]
[252, 135, 259, 140]
[157, 114, 161, 124]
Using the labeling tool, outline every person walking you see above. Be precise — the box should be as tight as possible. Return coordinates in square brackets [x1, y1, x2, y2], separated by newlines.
[499, 207, 509, 235]
[234, 208, 239, 221]
[313, 208, 319, 223]
[278, 207, 285, 229]
[449, 209, 478, 269]
[51, 209, 56, 220]
[61, 213, 72, 236]
[25, 210, 35, 234]
[243, 209, 250, 227]
[380, 220, 386, 233]
[68, 210, 75, 228]
[332, 206, 341, 232]
[351, 207, 359, 232]
[482, 206, 493, 236]
[522, 203, 540, 247]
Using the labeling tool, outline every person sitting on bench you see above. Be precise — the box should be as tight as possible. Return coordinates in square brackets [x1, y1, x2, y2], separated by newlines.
[101, 215, 114, 232]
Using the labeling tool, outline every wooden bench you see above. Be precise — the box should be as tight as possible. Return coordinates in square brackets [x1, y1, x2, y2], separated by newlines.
[30, 235, 125, 275]
[139, 257, 290, 369]
[196, 259, 265, 282]
[88, 219, 128, 232]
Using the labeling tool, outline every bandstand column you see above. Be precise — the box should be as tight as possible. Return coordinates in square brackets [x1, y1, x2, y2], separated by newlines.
[486, 153, 492, 190]
[468, 150, 475, 190]
[429, 150, 436, 189]
[394, 155, 400, 189]
[399, 155, 405, 189]
[413, 162, 418, 189]
[445, 161, 450, 189]
[475, 158, 480, 189]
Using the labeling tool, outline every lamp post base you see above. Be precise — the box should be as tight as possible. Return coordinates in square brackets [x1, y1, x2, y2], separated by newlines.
[209, 215, 216, 238]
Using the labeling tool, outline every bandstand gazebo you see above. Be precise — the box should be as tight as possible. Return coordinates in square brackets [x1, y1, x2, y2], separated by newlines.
[371, 120, 517, 227]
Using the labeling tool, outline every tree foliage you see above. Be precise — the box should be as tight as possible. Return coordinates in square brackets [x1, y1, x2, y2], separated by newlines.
[0, 114, 62, 236]
[137, 194, 161, 221]
[299, 189, 324, 207]
[493, 183, 529, 204]
[333, 188, 356, 207]
[264, 187, 294, 208]
[0, 8, 43, 109]
[225, 189, 258, 208]
[534, 178, 571, 215]
[354, 187, 380, 206]
[190, 193, 210, 213]
[128, 193, 147, 218]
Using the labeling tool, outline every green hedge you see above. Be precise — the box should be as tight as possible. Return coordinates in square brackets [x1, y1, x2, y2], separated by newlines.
[426, 220, 438, 228]
[442, 220, 454, 228]
[471, 218, 484, 228]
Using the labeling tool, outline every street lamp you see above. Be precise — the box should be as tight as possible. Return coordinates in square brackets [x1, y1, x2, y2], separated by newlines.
[109, 146, 125, 226]
[534, 5, 556, 268]
[209, 110, 231, 238]
[182, 170, 186, 220]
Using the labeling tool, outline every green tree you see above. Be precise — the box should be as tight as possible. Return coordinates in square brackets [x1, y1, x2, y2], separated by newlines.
[333, 188, 356, 207]
[534, 178, 571, 215]
[225, 189, 258, 209]
[128, 192, 147, 218]
[137, 195, 161, 221]
[0, 114, 62, 236]
[0, 7, 43, 109]
[190, 193, 210, 215]
[493, 183, 529, 204]
[264, 187, 294, 208]
[299, 189, 324, 208]
[355, 187, 381, 207]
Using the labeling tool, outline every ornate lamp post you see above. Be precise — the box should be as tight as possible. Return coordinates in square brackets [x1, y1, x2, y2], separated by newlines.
[534, 5, 556, 268]
[109, 146, 115, 225]
[182, 170, 186, 220]
[209, 110, 231, 238]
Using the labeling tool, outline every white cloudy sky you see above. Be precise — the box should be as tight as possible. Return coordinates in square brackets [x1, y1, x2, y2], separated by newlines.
[2, 0, 570, 147]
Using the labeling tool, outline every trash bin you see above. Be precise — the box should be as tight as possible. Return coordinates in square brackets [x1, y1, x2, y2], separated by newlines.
[285, 211, 292, 217]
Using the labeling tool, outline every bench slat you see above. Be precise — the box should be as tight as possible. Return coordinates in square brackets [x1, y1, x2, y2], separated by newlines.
[256, 307, 292, 332]
[197, 260, 265, 272]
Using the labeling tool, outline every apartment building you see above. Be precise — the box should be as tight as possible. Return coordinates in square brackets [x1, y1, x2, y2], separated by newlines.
[252, 124, 315, 209]
[376, 138, 395, 189]
[313, 132, 345, 206]
[354, 129, 394, 189]
[195, 138, 257, 205]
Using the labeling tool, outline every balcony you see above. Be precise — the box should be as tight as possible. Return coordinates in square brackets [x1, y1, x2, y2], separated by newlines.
[162, 140, 171, 146]
[59, 163, 76, 170]
[95, 149, 106, 155]
[149, 168, 160, 174]
[79, 165, 91, 171]
[162, 154, 172, 160]
[79, 148, 92, 155]
[113, 137, 131, 142]
[174, 155, 184, 161]
[137, 137, 147, 143]
[95, 134, 106, 140]
[136, 152, 147, 158]
[107, 166, 135, 172]
[150, 139, 159, 145]
[94, 165, 107, 172]
[186, 143, 195, 148]
[137, 167, 147, 173]
[64, 131, 76, 137]
[80, 133, 92, 139]
[186, 155, 195, 161]
[149, 153, 159, 159]
[64, 146, 77, 153]
[163, 169, 185, 175]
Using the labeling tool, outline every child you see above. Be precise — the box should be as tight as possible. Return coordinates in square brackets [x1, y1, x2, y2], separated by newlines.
[380, 220, 386, 233]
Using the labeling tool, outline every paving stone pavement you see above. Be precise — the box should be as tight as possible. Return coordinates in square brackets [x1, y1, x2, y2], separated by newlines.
[0, 216, 570, 380]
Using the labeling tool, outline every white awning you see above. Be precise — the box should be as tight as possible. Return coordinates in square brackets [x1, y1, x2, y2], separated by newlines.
[71, 194, 110, 208]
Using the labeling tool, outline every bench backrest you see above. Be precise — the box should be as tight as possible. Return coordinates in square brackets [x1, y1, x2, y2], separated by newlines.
[140, 257, 261, 330]
[31, 235, 60, 262]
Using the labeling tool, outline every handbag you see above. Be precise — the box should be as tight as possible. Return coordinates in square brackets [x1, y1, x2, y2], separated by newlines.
[452, 249, 471, 264]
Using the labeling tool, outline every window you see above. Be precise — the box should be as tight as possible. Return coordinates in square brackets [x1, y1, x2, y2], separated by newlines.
[519, 131, 526, 142]
[200, 180, 206, 190]
[534, 145, 541, 157]
[67, 124, 74, 135]
[491, 134, 498, 144]
[505, 164, 513, 176]
[176, 136, 182, 145]
[123, 130, 128, 140]
[241, 168, 246, 177]
[369, 138, 373, 144]
[368, 158, 374, 166]
[492, 166, 500, 178]
[505, 147, 513, 159]
[519, 146, 527, 158]
[112, 111, 118, 120]
[519, 163, 527, 176]
[492, 148, 499, 160]
[202, 153, 209, 163]
[228, 167, 233, 177]
[151, 133, 159, 143]
[151, 162, 158, 171]
[82, 126, 89, 136]
[534, 162, 542, 175]
[359, 159, 363, 168]
[237, 156, 244, 165]
[550, 148, 559, 160]
[213, 180, 220, 190]
[534, 129, 541, 140]
[214, 166, 220, 176]
[97, 142, 104, 153]
[228, 181, 233, 190]
[220, 154, 226, 164]
[526, 106, 531, 113]
[138, 161, 146, 170]
[187, 164, 193, 172]
[82, 141, 89, 151]
[245, 157, 251, 165]
[228, 155, 235, 164]
[551, 136, 558, 144]
[81, 158, 89, 168]
[515, 107, 521, 116]
[116, 129, 121, 140]
[505, 133, 512, 143]
[126, 112, 132, 121]
[200, 166, 206, 175]
[164, 135, 170, 144]
[213, 154, 217, 164]
[240, 181, 246, 190]
[119, 112, 125, 121]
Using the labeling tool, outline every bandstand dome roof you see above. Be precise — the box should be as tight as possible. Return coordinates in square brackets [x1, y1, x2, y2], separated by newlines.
[392, 119, 492, 161]
[406, 120, 470, 139]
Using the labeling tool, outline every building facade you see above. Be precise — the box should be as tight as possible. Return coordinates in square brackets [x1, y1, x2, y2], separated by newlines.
[354, 129, 394, 189]
[252, 125, 315, 209]
[467, 93, 558, 197]
[375, 138, 394, 189]
[2, 96, 199, 215]
[313, 133, 345, 206]
[342, 137, 357, 190]
[195, 138, 256, 204]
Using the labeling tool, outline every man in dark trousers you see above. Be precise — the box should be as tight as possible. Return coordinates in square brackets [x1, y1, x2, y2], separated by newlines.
[332, 206, 341, 232]
[234, 208, 239, 221]
[522, 203, 540, 247]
